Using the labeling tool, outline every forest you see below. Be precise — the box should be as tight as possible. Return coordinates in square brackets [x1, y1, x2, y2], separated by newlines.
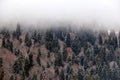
[0, 24, 120, 80]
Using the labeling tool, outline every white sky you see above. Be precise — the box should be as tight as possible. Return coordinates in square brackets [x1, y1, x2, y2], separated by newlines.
[0, 0, 120, 30]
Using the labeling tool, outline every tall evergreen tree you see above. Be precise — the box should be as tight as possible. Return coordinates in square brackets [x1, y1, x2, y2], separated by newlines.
[16, 24, 21, 40]
[25, 33, 31, 47]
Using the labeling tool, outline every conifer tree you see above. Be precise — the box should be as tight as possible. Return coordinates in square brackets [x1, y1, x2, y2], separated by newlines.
[16, 24, 21, 40]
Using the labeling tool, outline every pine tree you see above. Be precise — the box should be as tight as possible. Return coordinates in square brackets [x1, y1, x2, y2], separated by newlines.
[63, 48, 67, 62]
[98, 34, 103, 45]
[2, 38, 5, 48]
[0, 58, 4, 80]
[28, 52, 33, 67]
[32, 31, 37, 43]
[25, 33, 31, 47]
[37, 33, 41, 44]
[54, 67, 59, 75]
[12, 58, 22, 74]
[36, 48, 41, 66]
[66, 33, 71, 47]
[16, 24, 21, 40]
[47, 62, 50, 68]
[24, 58, 30, 77]
[0, 58, 3, 68]
[59, 69, 65, 80]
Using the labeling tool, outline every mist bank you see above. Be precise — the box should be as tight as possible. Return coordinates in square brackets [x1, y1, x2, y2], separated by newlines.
[0, 0, 120, 31]
[0, 21, 118, 33]
[0, 16, 119, 31]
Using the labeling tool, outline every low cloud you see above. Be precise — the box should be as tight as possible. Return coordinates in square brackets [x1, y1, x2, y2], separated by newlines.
[0, 0, 120, 30]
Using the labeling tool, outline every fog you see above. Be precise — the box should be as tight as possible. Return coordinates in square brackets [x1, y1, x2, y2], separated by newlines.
[0, 0, 120, 30]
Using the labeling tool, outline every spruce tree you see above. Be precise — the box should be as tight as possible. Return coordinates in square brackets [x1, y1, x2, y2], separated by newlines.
[25, 33, 31, 47]
[16, 24, 21, 40]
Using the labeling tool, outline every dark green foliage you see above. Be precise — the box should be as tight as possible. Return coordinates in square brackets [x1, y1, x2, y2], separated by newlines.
[2, 38, 13, 52]
[0, 58, 3, 68]
[94, 44, 100, 55]
[66, 66, 71, 74]
[52, 38, 60, 53]
[36, 56, 41, 66]
[1, 26, 120, 80]
[45, 29, 53, 42]
[36, 49, 41, 66]
[6, 39, 13, 52]
[47, 52, 50, 58]
[32, 73, 37, 80]
[37, 33, 42, 44]
[25, 33, 32, 47]
[21, 72, 25, 80]
[0, 28, 10, 38]
[31, 31, 37, 43]
[45, 39, 60, 53]
[0, 58, 4, 80]
[24, 59, 30, 77]
[108, 35, 117, 50]
[38, 48, 41, 57]
[98, 34, 103, 45]
[42, 65, 45, 71]
[66, 33, 71, 47]
[59, 69, 65, 80]
[24, 52, 33, 77]
[72, 57, 79, 64]
[47, 62, 50, 68]
[25, 33, 29, 43]
[80, 56, 85, 66]
[66, 65, 73, 75]
[77, 69, 84, 80]
[54, 67, 59, 75]
[12, 24, 21, 40]
[55, 27, 67, 41]
[45, 41, 52, 52]
[12, 58, 22, 74]
[28, 53, 34, 67]
[63, 49, 67, 61]
[16, 24, 21, 40]
[71, 38, 81, 55]
[14, 49, 21, 56]
[9, 74, 17, 80]
[77, 29, 96, 47]
[2, 38, 5, 48]
[31, 31, 42, 44]
[54, 53, 63, 67]
[19, 38, 23, 44]
[40, 74, 43, 80]
[45, 29, 60, 52]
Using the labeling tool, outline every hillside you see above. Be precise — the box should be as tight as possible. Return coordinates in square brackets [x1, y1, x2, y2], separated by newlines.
[0, 24, 120, 80]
